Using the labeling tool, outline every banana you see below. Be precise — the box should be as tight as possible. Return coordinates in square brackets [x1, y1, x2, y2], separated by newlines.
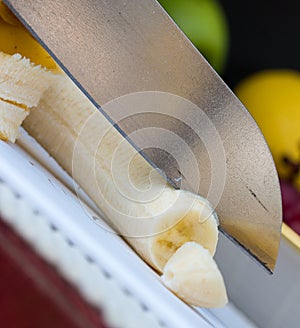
[0, 52, 52, 141]
[0, 100, 29, 142]
[23, 74, 219, 272]
[0, 3, 227, 307]
[0, 52, 51, 107]
[161, 242, 228, 308]
[0, 58, 227, 307]
[22, 74, 227, 307]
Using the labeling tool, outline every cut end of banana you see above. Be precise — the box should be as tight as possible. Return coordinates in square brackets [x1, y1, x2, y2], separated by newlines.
[161, 242, 228, 308]
[0, 52, 52, 108]
[151, 192, 218, 272]
[0, 51, 54, 142]
[0, 99, 29, 142]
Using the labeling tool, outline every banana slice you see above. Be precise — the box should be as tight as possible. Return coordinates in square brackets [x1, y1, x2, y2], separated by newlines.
[23, 74, 219, 273]
[0, 51, 52, 141]
[161, 242, 228, 308]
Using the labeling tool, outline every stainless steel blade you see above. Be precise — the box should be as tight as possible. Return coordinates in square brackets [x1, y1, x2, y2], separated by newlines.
[4, 0, 282, 271]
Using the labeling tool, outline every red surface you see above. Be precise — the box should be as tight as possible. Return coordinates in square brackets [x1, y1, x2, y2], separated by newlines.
[281, 179, 300, 235]
[0, 219, 109, 328]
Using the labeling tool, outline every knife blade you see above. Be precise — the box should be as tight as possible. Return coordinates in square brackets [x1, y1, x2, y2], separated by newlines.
[4, 0, 282, 272]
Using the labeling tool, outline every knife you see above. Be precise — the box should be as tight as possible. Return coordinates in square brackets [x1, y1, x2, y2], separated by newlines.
[4, 0, 282, 272]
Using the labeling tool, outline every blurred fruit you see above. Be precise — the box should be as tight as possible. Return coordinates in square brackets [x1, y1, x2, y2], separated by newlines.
[236, 70, 300, 234]
[235, 70, 300, 191]
[158, 0, 229, 74]
[0, 2, 58, 70]
[280, 179, 300, 234]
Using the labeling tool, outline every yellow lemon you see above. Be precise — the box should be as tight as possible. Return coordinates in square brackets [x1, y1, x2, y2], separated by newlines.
[235, 70, 300, 190]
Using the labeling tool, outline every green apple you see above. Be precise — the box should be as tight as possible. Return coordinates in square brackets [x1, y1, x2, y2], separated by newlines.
[158, 0, 229, 74]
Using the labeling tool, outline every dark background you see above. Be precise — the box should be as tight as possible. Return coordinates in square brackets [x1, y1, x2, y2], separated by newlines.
[219, 0, 300, 87]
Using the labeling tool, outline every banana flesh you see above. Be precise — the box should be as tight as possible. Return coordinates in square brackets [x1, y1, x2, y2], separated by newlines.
[23, 74, 219, 273]
[1, 54, 227, 307]
[0, 2, 228, 307]
[0, 100, 29, 141]
[0, 2, 57, 141]
[0, 52, 52, 141]
[162, 242, 228, 308]
[0, 52, 51, 107]
[22, 74, 227, 306]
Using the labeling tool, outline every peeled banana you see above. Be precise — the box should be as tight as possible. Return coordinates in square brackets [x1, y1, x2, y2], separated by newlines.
[1, 53, 227, 308]
[0, 52, 51, 141]
[0, 2, 56, 141]
[23, 74, 219, 272]
[0, 3, 228, 308]
[22, 73, 227, 307]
